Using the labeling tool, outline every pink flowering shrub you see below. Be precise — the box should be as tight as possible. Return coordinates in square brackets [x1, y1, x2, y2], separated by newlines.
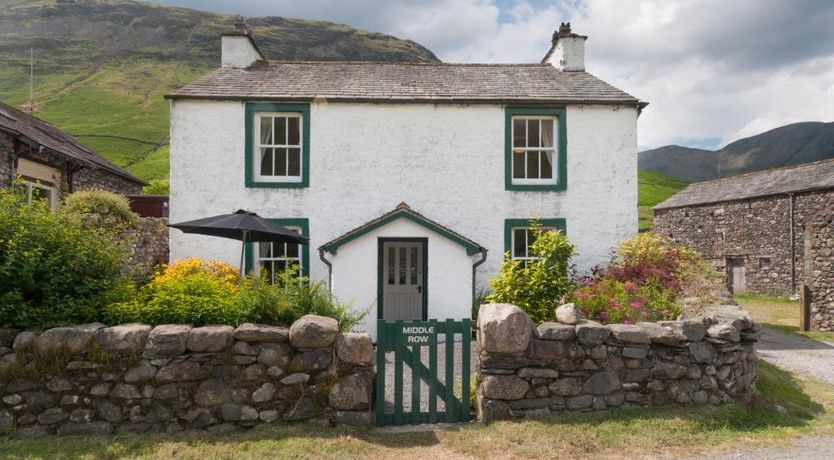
[569, 233, 700, 323]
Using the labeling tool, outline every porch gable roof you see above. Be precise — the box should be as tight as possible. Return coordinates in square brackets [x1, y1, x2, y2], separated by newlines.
[319, 202, 485, 256]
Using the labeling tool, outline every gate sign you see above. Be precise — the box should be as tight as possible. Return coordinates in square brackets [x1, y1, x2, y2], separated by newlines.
[401, 324, 436, 346]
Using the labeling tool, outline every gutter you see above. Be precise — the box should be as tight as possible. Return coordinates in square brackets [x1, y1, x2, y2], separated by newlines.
[318, 248, 333, 293]
[471, 248, 488, 312]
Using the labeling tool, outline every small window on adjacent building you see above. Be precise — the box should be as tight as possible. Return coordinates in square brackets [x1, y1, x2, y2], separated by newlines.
[758, 257, 771, 269]
[255, 113, 303, 182]
[256, 226, 303, 283]
[24, 180, 57, 210]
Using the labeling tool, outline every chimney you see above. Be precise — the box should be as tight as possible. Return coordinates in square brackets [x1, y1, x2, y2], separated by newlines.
[221, 16, 265, 69]
[542, 22, 587, 72]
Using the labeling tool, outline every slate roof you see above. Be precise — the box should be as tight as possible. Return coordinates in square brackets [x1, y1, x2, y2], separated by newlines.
[320, 202, 485, 255]
[654, 158, 834, 210]
[166, 61, 644, 106]
[0, 100, 144, 185]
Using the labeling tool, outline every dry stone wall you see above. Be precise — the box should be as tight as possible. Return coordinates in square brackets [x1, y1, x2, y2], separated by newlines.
[809, 205, 834, 331]
[0, 315, 373, 436]
[124, 217, 169, 279]
[476, 303, 758, 422]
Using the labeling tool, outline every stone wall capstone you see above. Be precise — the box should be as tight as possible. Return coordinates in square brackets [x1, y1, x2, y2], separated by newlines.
[475, 303, 758, 422]
[0, 316, 373, 436]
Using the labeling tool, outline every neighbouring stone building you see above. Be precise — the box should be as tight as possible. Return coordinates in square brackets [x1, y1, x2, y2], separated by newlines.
[654, 159, 834, 304]
[0, 99, 145, 205]
[808, 205, 834, 331]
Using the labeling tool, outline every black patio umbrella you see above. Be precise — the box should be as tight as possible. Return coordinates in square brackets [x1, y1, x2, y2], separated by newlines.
[168, 209, 309, 276]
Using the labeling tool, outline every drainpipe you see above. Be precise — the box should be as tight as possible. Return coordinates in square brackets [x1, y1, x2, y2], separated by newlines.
[318, 247, 333, 292]
[789, 193, 796, 294]
[471, 248, 488, 311]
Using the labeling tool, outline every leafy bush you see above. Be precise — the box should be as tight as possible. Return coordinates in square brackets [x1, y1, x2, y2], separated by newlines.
[109, 259, 367, 330]
[572, 278, 678, 324]
[239, 266, 367, 332]
[106, 259, 243, 326]
[486, 224, 576, 324]
[0, 184, 128, 329]
[142, 179, 169, 196]
[61, 189, 138, 228]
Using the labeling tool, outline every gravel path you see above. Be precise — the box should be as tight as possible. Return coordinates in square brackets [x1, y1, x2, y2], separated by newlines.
[380, 340, 479, 415]
[755, 326, 834, 384]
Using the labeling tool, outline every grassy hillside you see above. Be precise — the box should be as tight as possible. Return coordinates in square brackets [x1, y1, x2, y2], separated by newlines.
[637, 170, 689, 231]
[0, 0, 438, 187]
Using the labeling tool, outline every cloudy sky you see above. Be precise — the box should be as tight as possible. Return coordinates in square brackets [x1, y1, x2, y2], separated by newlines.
[150, 0, 834, 150]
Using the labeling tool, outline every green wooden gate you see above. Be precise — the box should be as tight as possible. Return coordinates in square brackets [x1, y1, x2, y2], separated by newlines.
[375, 319, 472, 426]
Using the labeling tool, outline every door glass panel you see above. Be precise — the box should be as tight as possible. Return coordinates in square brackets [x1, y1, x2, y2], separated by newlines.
[410, 247, 418, 285]
[399, 247, 406, 285]
[388, 247, 395, 285]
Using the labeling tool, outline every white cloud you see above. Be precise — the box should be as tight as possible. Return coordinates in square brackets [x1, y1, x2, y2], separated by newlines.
[150, 0, 834, 149]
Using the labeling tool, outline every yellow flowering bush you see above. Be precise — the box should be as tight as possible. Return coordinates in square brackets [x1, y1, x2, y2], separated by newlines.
[152, 258, 240, 286]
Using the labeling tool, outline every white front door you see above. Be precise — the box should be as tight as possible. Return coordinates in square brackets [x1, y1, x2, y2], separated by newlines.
[381, 240, 425, 320]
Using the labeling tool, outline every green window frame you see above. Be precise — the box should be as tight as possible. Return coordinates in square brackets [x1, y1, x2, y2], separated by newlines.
[245, 103, 310, 188]
[244, 218, 310, 278]
[504, 107, 567, 191]
[503, 218, 567, 261]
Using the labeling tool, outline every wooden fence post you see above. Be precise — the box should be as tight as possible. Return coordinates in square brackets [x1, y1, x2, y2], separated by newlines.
[800, 284, 812, 331]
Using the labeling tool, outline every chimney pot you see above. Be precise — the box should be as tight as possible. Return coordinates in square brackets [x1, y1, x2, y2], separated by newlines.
[233, 15, 251, 37]
[221, 16, 264, 69]
[543, 22, 586, 72]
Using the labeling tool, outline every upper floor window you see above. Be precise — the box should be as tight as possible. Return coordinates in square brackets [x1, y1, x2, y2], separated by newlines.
[505, 108, 566, 191]
[245, 103, 310, 188]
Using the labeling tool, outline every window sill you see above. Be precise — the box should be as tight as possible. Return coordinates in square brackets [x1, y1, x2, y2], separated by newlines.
[505, 182, 566, 192]
[245, 180, 309, 189]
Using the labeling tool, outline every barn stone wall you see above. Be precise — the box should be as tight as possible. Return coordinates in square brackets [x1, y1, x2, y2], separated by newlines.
[124, 217, 170, 279]
[809, 206, 834, 331]
[0, 316, 373, 436]
[654, 189, 834, 296]
[475, 304, 758, 422]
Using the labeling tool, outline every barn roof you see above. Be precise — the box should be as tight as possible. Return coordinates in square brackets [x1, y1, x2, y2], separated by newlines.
[654, 158, 834, 210]
[0, 100, 144, 185]
[166, 61, 645, 107]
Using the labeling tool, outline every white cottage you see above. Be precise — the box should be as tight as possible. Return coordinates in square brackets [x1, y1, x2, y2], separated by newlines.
[166, 21, 646, 336]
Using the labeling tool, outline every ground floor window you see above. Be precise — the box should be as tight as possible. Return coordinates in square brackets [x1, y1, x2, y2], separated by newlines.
[245, 218, 310, 281]
[504, 218, 567, 266]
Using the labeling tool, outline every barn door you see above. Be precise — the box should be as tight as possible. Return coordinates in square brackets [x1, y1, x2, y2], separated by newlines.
[727, 257, 746, 294]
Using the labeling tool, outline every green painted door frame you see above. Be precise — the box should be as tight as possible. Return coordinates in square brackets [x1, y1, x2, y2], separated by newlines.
[377, 237, 428, 321]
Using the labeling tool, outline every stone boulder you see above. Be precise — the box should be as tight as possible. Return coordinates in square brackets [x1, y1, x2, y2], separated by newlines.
[289, 315, 339, 348]
[329, 372, 372, 410]
[477, 303, 534, 354]
[0, 329, 20, 348]
[537, 322, 576, 341]
[335, 333, 373, 364]
[144, 325, 191, 358]
[234, 323, 289, 343]
[187, 326, 234, 352]
[480, 375, 529, 400]
[608, 324, 650, 344]
[35, 323, 106, 355]
[575, 320, 611, 346]
[637, 322, 684, 346]
[194, 378, 232, 406]
[702, 306, 754, 331]
[12, 331, 36, 350]
[707, 324, 740, 342]
[95, 324, 151, 354]
[555, 303, 582, 325]
[583, 370, 621, 395]
[657, 320, 707, 342]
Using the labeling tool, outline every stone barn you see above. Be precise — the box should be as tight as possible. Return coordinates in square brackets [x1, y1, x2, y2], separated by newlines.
[653, 159, 834, 302]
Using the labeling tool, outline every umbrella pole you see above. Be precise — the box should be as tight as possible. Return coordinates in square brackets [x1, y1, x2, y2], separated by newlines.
[239, 229, 248, 278]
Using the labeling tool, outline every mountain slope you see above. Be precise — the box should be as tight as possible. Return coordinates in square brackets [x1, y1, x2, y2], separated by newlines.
[0, 0, 438, 183]
[637, 170, 689, 231]
[639, 122, 834, 182]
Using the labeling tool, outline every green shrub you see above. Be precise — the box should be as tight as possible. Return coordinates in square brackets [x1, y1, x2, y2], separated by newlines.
[240, 266, 368, 331]
[0, 184, 128, 329]
[61, 189, 138, 228]
[571, 278, 679, 324]
[106, 258, 243, 326]
[486, 223, 576, 324]
[142, 179, 169, 196]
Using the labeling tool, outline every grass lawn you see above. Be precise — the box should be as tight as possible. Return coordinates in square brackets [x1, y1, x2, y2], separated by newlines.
[735, 294, 834, 343]
[2, 361, 833, 459]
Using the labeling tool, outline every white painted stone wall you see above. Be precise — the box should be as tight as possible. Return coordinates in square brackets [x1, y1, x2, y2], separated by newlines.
[169, 100, 638, 335]
[221, 35, 263, 69]
[545, 37, 586, 71]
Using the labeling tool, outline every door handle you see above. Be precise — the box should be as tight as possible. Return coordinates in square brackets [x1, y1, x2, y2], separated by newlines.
[417, 286, 422, 293]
